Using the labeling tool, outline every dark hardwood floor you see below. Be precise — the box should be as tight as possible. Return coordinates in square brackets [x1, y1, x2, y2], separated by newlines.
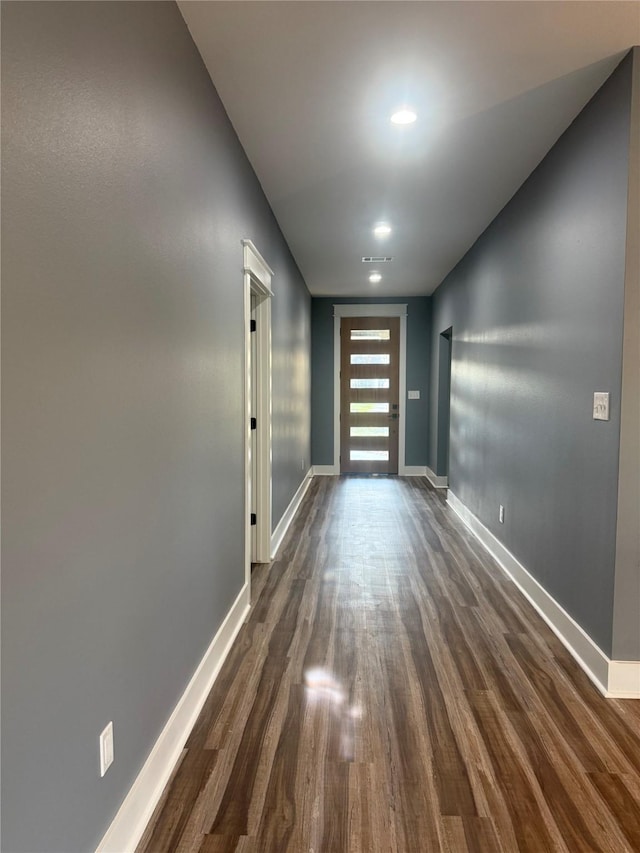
[137, 476, 640, 852]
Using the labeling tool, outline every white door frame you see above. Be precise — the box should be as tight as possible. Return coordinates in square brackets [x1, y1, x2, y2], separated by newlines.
[328, 304, 408, 475]
[242, 239, 273, 582]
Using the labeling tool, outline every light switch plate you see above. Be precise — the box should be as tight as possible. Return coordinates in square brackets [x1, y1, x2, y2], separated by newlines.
[99, 721, 114, 777]
[408, 390, 420, 400]
[593, 392, 610, 421]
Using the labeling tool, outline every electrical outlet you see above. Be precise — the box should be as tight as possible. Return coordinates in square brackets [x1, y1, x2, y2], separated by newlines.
[593, 392, 610, 421]
[499, 505, 505, 524]
[99, 721, 114, 777]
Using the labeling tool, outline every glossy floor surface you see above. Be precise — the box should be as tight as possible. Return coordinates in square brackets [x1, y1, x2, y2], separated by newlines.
[138, 476, 640, 852]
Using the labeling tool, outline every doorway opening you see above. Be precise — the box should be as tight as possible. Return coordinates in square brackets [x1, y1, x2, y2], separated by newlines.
[243, 240, 273, 586]
[330, 304, 408, 475]
[436, 327, 452, 484]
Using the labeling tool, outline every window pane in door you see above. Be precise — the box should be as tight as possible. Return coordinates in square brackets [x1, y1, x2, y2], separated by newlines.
[350, 450, 389, 461]
[350, 378, 389, 389]
[350, 329, 390, 341]
[350, 427, 389, 437]
[350, 402, 389, 413]
[350, 354, 390, 365]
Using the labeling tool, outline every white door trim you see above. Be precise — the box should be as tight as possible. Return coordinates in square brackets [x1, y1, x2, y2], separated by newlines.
[333, 304, 408, 475]
[243, 240, 273, 575]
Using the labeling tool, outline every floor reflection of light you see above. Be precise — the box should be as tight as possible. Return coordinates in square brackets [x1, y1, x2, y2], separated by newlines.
[304, 667, 345, 709]
[340, 721, 355, 761]
[303, 668, 365, 762]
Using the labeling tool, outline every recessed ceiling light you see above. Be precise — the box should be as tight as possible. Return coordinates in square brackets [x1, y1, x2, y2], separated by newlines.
[373, 223, 392, 239]
[390, 107, 417, 126]
[369, 272, 382, 284]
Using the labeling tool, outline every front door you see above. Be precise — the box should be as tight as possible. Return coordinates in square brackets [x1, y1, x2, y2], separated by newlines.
[340, 317, 400, 474]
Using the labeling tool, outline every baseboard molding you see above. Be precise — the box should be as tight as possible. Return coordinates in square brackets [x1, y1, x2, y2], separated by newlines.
[312, 464, 338, 476]
[426, 466, 449, 489]
[96, 582, 251, 853]
[608, 661, 640, 698]
[313, 465, 433, 480]
[271, 469, 313, 558]
[447, 492, 640, 699]
[313, 464, 432, 479]
[400, 465, 428, 477]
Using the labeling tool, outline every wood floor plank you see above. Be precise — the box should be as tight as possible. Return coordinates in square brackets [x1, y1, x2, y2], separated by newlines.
[252, 683, 307, 851]
[138, 476, 640, 853]
[504, 633, 615, 774]
[440, 815, 504, 853]
[136, 750, 189, 853]
[347, 763, 377, 853]
[197, 835, 254, 853]
[470, 690, 572, 852]
[505, 708, 620, 852]
[588, 772, 640, 851]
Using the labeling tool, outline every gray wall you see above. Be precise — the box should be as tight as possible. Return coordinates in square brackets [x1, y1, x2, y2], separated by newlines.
[436, 330, 452, 477]
[428, 53, 634, 658]
[612, 47, 640, 661]
[1, 3, 310, 852]
[272, 259, 312, 520]
[311, 296, 431, 467]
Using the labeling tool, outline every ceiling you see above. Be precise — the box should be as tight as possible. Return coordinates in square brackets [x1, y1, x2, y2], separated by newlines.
[178, 1, 640, 297]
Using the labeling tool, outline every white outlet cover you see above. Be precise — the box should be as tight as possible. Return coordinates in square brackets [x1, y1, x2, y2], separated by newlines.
[593, 392, 610, 421]
[408, 390, 420, 400]
[99, 721, 114, 777]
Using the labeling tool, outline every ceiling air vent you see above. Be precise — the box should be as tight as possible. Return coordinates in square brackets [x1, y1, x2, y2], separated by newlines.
[362, 256, 393, 263]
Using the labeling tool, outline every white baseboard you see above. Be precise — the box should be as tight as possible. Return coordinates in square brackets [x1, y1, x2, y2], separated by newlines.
[96, 582, 251, 853]
[426, 466, 449, 488]
[400, 465, 428, 476]
[313, 465, 431, 478]
[271, 469, 313, 558]
[608, 661, 640, 698]
[312, 464, 338, 476]
[447, 492, 640, 699]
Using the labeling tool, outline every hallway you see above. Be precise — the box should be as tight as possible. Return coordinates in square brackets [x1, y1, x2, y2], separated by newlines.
[138, 477, 640, 853]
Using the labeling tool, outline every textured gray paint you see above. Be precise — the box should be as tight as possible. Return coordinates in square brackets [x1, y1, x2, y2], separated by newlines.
[612, 47, 640, 661]
[436, 331, 452, 477]
[428, 54, 633, 658]
[270, 246, 312, 522]
[1, 3, 309, 851]
[311, 297, 431, 467]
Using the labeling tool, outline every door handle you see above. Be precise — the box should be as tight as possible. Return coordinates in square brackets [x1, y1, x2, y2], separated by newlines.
[389, 413, 398, 420]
